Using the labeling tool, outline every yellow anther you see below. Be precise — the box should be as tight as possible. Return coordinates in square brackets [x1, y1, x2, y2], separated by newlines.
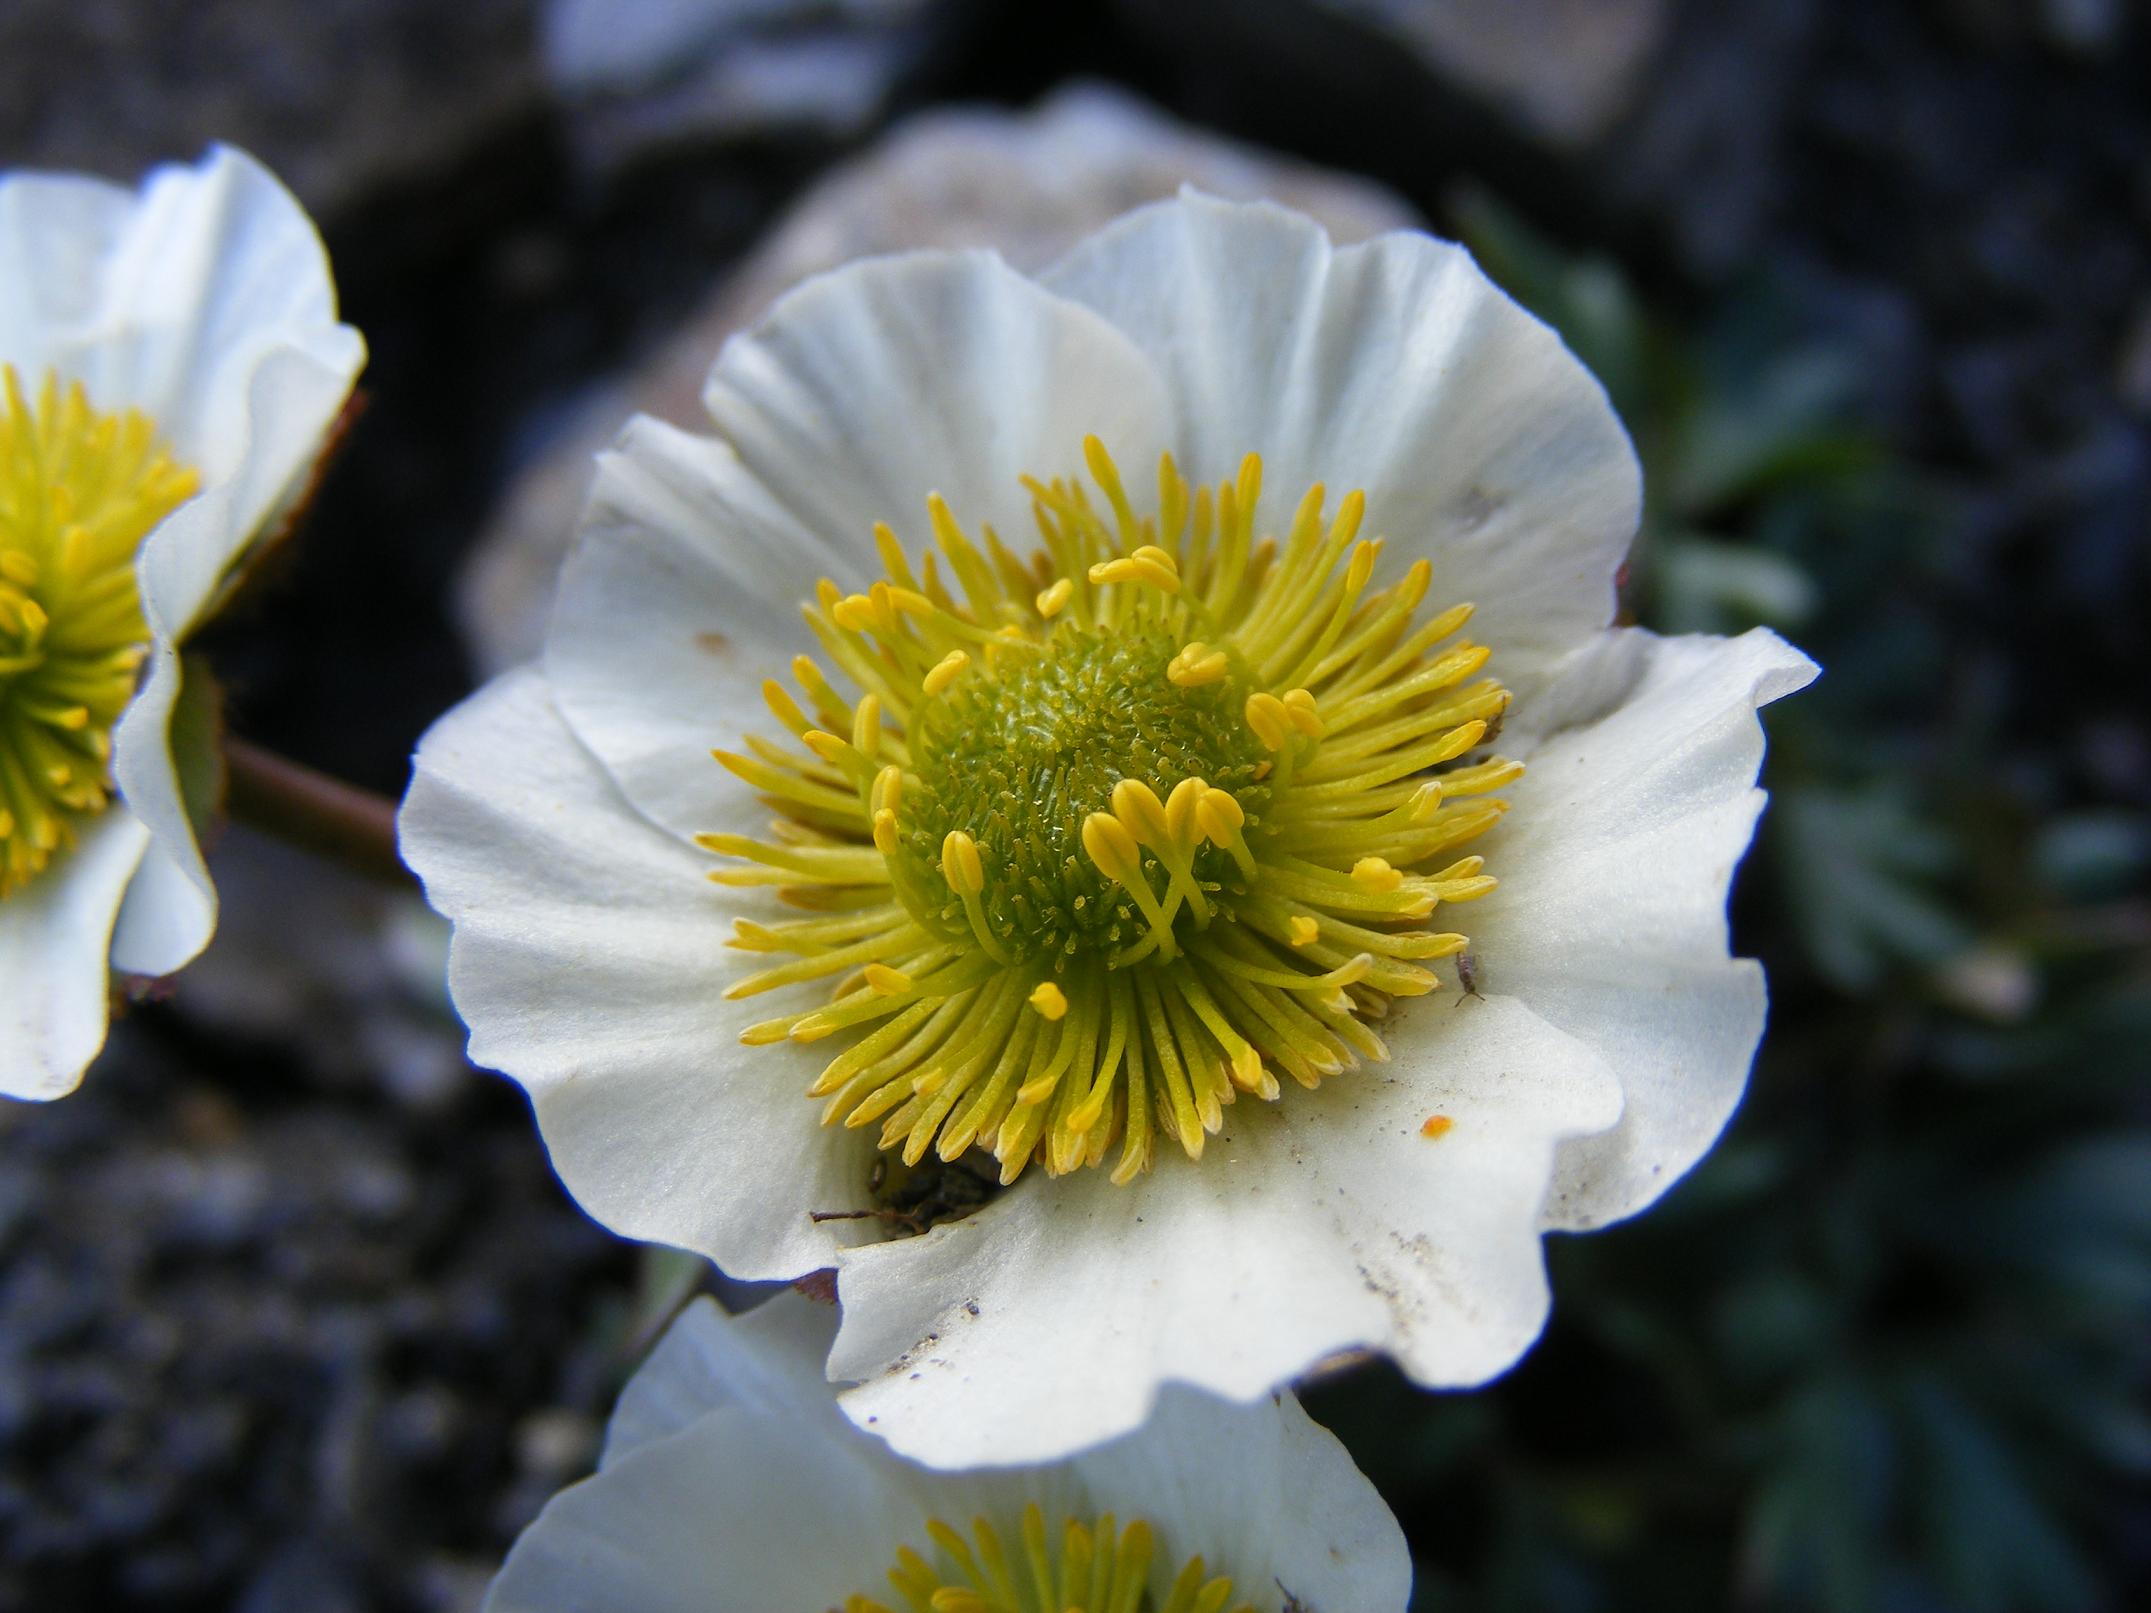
[1080, 811, 1143, 886]
[1351, 856, 1403, 892]
[1158, 451, 1187, 541]
[1344, 539, 1380, 593]
[1110, 778, 1169, 845]
[1331, 487, 1367, 545]
[1028, 981, 1069, 1021]
[922, 649, 969, 697]
[1167, 641, 1229, 688]
[1065, 1085, 1110, 1138]
[1035, 576, 1074, 617]
[1281, 688, 1323, 737]
[872, 808, 899, 854]
[871, 520, 911, 579]
[830, 593, 878, 633]
[1243, 692, 1291, 751]
[1288, 915, 1320, 947]
[760, 678, 810, 735]
[1164, 776, 1206, 847]
[1082, 433, 1135, 524]
[1407, 781, 1443, 822]
[887, 586, 936, 618]
[1088, 554, 1181, 593]
[864, 964, 913, 995]
[1235, 451, 1263, 522]
[941, 829, 986, 895]
[870, 763, 903, 816]
[1194, 786, 1244, 845]
[851, 692, 881, 758]
[802, 730, 848, 766]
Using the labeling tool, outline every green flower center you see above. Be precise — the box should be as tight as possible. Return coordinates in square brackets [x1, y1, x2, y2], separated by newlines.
[0, 366, 198, 897]
[892, 621, 1269, 965]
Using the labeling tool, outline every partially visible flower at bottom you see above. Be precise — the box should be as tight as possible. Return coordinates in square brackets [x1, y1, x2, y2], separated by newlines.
[0, 145, 365, 1098]
[483, 1291, 1410, 1613]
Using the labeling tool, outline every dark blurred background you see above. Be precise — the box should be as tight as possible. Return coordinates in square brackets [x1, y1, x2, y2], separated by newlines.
[2, 2, 2147, 1609]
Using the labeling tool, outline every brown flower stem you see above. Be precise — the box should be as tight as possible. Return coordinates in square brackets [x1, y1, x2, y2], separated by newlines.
[222, 736, 408, 886]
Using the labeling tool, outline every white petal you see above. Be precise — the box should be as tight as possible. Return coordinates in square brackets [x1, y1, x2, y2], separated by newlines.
[544, 416, 850, 846]
[1043, 193, 1641, 689]
[0, 172, 133, 364]
[546, 251, 1173, 843]
[41, 146, 357, 483]
[483, 1403, 915, 1613]
[1468, 627, 1819, 1232]
[0, 809, 150, 1101]
[398, 666, 870, 1281]
[1074, 1384, 1412, 1609]
[830, 994, 1620, 1467]
[107, 647, 224, 978]
[602, 1294, 843, 1464]
[701, 248, 1172, 589]
[112, 332, 362, 975]
[105, 834, 209, 979]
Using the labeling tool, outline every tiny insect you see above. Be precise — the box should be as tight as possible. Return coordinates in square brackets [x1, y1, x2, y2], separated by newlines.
[1276, 1579, 1314, 1612]
[808, 1154, 999, 1236]
[1454, 949, 1485, 1005]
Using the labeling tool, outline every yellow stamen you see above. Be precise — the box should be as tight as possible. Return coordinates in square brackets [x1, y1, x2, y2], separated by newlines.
[1, 367, 199, 898]
[703, 435, 1517, 1186]
[852, 1504, 1252, 1613]
[923, 649, 970, 696]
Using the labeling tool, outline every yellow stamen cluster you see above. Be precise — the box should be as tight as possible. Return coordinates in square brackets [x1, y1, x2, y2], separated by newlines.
[839, 1504, 1254, 1613]
[0, 367, 198, 895]
[707, 436, 1517, 1186]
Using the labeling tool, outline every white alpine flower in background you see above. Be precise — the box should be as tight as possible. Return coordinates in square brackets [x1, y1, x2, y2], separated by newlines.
[484, 1291, 1410, 1613]
[400, 193, 1817, 1466]
[0, 145, 366, 1099]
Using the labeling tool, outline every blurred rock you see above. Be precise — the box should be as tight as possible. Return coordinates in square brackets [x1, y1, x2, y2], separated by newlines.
[1602, 0, 1815, 274]
[543, 0, 958, 174]
[0, 0, 543, 215]
[1108, 0, 1671, 153]
[2118, 295, 2151, 416]
[0, 1034, 629, 1610]
[177, 828, 467, 1111]
[1308, 0, 1670, 146]
[458, 81, 1419, 672]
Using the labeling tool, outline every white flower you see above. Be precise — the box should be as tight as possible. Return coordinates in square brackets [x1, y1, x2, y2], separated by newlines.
[484, 1291, 1410, 1612]
[0, 146, 365, 1099]
[401, 194, 1817, 1466]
